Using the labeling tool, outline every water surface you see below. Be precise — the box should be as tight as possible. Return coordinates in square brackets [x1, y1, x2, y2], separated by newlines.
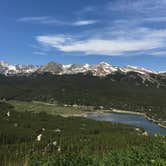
[86, 113, 166, 135]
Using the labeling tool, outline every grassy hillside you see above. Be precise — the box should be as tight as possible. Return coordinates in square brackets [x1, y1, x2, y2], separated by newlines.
[1, 101, 165, 165]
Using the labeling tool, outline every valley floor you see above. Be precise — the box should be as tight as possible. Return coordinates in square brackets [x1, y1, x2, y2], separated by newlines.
[7, 100, 166, 128]
[0, 100, 166, 165]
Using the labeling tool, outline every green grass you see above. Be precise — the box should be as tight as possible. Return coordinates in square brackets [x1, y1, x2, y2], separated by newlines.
[7, 100, 94, 116]
[0, 101, 166, 165]
[29, 140, 166, 166]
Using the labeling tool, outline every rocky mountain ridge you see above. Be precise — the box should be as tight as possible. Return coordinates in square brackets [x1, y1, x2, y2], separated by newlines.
[0, 61, 162, 77]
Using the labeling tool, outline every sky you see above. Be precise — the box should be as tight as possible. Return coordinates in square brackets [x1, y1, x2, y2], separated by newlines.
[1, 0, 166, 71]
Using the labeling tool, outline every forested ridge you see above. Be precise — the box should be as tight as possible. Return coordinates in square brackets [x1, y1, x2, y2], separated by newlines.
[0, 73, 166, 124]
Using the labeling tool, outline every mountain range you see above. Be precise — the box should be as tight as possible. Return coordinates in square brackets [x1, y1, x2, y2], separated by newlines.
[0, 60, 164, 76]
[1, 61, 166, 89]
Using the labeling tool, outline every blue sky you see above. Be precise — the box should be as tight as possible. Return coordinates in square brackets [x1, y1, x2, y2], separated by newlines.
[1, 0, 166, 71]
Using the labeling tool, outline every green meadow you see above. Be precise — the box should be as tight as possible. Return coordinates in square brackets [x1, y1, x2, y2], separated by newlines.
[0, 101, 166, 165]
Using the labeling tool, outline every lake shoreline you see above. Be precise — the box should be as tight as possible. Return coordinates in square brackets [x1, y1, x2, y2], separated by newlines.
[66, 109, 166, 129]
[11, 100, 166, 129]
[111, 109, 166, 129]
[25, 100, 166, 129]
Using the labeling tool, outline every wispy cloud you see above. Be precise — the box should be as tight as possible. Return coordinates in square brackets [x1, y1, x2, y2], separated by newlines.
[33, 0, 166, 57]
[144, 16, 166, 22]
[17, 16, 97, 26]
[17, 16, 50, 22]
[36, 27, 166, 56]
[17, 16, 68, 25]
[73, 20, 98, 26]
[33, 51, 47, 55]
[104, 0, 166, 30]
[149, 51, 166, 56]
[76, 6, 97, 16]
[79, 6, 97, 13]
[108, 0, 166, 14]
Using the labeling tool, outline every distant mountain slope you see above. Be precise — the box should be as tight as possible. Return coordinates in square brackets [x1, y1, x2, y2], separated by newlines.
[0, 69, 166, 125]
[0, 72, 166, 112]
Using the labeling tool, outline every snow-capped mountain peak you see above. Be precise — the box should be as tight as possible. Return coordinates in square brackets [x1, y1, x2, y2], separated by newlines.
[90, 62, 118, 76]
[120, 65, 158, 75]
[0, 61, 39, 75]
[0, 60, 159, 76]
[0, 61, 16, 71]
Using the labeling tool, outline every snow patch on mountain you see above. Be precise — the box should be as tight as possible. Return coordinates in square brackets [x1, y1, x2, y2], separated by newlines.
[0, 60, 160, 77]
[120, 65, 158, 75]
[0, 61, 39, 75]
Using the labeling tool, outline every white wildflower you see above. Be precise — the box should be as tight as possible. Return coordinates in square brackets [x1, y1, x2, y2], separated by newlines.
[135, 128, 140, 131]
[37, 134, 42, 141]
[142, 131, 148, 136]
[55, 129, 61, 133]
[58, 146, 61, 152]
[52, 141, 57, 146]
[7, 111, 10, 117]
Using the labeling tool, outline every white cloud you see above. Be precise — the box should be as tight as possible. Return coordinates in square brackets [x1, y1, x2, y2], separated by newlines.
[144, 16, 166, 22]
[36, 28, 166, 56]
[32, 0, 166, 57]
[17, 16, 50, 22]
[73, 20, 98, 26]
[58, 39, 162, 55]
[33, 51, 47, 55]
[37, 35, 73, 47]
[76, 6, 97, 16]
[108, 0, 166, 13]
[79, 6, 97, 13]
[150, 51, 166, 56]
[17, 16, 97, 26]
[17, 16, 69, 25]
[107, 0, 166, 26]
